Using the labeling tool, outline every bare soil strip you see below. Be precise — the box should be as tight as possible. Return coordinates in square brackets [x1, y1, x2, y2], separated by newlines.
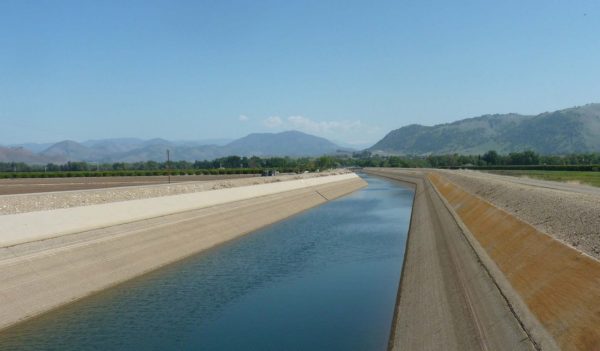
[0, 175, 255, 195]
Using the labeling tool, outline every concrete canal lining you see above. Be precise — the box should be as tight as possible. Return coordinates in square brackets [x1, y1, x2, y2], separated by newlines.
[1, 173, 360, 247]
[0, 173, 366, 331]
[369, 168, 600, 351]
[429, 172, 600, 351]
[365, 169, 537, 351]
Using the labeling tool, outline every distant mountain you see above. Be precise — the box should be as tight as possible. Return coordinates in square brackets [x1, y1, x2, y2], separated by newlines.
[81, 138, 147, 154]
[3, 131, 346, 164]
[0, 147, 61, 164]
[224, 131, 343, 157]
[369, 103, 600, 155]
[9, 142, 54, 153]
[174, 138, 233, 147]
[113, 131, 344, 161]
[40, 140, 97, 161]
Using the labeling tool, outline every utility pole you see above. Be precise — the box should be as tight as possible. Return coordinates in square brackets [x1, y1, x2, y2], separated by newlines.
[166, 149, 171, 184]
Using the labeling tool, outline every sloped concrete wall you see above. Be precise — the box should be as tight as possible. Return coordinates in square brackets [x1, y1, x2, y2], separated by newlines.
[365, 169, 535, 351]
[429, 172, 600, 351]
[0, 175, 366, 331]
[1, 173, 359, 247]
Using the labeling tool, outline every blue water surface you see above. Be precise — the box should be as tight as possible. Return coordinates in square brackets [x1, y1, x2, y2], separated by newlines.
[0, 174, 413, 351]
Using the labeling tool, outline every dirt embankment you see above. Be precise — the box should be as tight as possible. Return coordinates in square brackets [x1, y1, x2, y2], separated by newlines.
[0, 170, 349, 215]
[439, 170, 600, 260]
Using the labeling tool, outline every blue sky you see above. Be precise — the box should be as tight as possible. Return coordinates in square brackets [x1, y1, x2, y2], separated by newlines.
[1, 0, 599, 146]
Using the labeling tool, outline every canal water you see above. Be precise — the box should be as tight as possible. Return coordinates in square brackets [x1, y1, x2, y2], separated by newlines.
[0, 175, 414, 351]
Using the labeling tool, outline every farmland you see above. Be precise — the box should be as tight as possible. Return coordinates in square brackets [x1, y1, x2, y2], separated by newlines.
[0, 174, 258, 195]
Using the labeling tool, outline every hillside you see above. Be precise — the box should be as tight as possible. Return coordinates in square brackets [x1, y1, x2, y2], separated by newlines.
[40, 140, 97, 162]
[0, 147, 62, 164]
[369, 104, 600, 155]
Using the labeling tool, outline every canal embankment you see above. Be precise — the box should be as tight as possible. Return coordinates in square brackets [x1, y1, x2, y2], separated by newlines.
[364, 168, 535, 351]
[0, 174, 410, 350]
[367, 168, 600, 351]
[437, 169, 600, 260]
[0, 172, 366, 331]
[429, 171, 600, 351]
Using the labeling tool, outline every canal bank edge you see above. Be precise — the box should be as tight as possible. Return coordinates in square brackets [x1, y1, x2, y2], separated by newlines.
[0, 173, 367, 331]
[364, 168, 536, 351]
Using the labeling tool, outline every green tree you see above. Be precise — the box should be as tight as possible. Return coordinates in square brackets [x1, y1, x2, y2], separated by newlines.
[482, 150, 499, 165]
[316, 156, 335, 170]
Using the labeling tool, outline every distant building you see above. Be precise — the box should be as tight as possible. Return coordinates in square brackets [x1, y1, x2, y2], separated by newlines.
[261, 170, 279, 177]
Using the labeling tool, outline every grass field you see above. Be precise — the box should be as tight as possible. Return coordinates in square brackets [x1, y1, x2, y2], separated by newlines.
[486, 170, 600, 187]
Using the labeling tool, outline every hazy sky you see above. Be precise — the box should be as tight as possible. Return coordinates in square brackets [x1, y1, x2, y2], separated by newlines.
[1, 0, 599, 146]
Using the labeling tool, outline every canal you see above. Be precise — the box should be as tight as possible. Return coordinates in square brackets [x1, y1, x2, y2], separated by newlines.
[0, 175, 414, 351]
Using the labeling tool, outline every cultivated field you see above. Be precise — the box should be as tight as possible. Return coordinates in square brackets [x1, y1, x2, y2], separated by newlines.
[0, 174, 257, 195]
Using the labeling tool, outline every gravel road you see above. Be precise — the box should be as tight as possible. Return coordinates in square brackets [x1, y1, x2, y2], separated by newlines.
[439, 169, 600, 260]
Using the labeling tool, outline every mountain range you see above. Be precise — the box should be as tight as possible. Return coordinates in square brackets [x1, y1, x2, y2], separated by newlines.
[370, 103, 600, 155]
[3, 104, 600, 164]
[1, 131, 347, 164]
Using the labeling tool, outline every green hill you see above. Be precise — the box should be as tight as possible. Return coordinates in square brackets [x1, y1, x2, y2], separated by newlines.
[369, 104, 600, 155]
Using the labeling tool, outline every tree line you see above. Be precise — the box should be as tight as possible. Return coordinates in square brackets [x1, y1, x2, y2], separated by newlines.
[424, 150, 600, 168]
[1, 150, 599, 175]
[0, 155, 338, 173]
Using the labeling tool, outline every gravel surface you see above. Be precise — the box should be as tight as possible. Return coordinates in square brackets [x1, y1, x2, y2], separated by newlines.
[439, 169, 600, 260]
[0, 170, 350, 215]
